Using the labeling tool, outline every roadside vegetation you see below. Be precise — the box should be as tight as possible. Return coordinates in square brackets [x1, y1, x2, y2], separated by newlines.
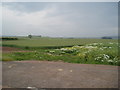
[2, 37, 119, 66]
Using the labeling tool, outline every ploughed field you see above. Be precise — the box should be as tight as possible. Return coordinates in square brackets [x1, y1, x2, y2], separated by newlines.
[2, 37, 119, 66]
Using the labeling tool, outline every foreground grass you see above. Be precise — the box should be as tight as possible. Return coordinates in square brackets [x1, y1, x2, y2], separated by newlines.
[2, 41, 120, 66]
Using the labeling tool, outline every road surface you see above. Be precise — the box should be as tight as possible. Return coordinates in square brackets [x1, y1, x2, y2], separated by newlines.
[2, 61, 119, 88]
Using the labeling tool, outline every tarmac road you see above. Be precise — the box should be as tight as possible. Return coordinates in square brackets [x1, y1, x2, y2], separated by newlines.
[2, 61, 119, 88]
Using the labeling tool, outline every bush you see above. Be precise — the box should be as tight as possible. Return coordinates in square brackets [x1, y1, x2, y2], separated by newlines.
[25, 46, 30, 49]
[1, 37, 18, 40]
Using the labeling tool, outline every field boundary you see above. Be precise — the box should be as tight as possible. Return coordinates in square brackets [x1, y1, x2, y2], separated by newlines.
[2, 44, 83, 49]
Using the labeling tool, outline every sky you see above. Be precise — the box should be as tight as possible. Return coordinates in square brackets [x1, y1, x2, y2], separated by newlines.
[1, 2, 118, 37]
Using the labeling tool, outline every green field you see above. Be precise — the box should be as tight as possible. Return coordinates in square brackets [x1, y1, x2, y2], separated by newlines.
[2, 37, 119, 66]
[2, 37, 117, 47]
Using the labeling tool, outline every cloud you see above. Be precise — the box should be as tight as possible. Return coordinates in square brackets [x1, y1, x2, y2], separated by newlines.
[2, 3, 75, 36]
[2, 0, 119, 2]
[2, 2, 118, 37]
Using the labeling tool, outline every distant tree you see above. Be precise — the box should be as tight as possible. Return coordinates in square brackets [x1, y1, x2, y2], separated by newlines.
[38, 35, 42, 37]
[28, 35, 32, 39]
[101, 37, 112, 39]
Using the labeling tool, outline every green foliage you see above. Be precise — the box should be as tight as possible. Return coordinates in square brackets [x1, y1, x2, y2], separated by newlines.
[28, 35, 32, 39]
[2, 55, 14, 61]
[2, 41, 119, 66]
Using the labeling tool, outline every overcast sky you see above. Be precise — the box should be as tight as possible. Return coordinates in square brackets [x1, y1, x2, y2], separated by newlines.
[1, 2, 118, 37]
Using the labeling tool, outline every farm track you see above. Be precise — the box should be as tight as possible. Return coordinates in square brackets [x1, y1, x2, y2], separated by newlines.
[2, 61, 119, 88]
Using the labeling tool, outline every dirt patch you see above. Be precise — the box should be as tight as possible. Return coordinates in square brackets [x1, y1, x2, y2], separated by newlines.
[1, 47, 32, 53]
[1, 47, 20, 52]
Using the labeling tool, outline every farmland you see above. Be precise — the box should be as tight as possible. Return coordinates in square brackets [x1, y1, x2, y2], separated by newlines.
[2, 37, 119, 66]
[2, 37, 117, 47]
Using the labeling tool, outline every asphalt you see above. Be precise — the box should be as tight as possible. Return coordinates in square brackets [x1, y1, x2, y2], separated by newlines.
[2, 61, 119, 88]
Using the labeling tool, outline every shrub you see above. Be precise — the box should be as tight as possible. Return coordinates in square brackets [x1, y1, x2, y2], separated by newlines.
[1, 37, 18, 40]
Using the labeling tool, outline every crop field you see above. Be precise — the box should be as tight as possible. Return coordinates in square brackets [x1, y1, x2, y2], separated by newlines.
[2, 37, 117, 47]
[2, 37, 119, 66]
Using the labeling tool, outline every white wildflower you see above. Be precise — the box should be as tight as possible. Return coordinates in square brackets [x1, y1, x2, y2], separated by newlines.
[101, 60, 104, 62]
[103, 47, 107, 49]
[73, 45, 80, 48]
[109, 42, 113, 44]
[93, 43, 98, 45]
[108, 60, 113, 62]
[49, 51, 55, 53]
[100, 48, 104, 50]
[61, 52, 65, 54]
[60, 48, 68, 51]
[103, 54, 109, 59]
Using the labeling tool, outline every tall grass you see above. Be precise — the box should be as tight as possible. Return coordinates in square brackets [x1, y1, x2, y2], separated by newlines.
[2, 41, 119, 66]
